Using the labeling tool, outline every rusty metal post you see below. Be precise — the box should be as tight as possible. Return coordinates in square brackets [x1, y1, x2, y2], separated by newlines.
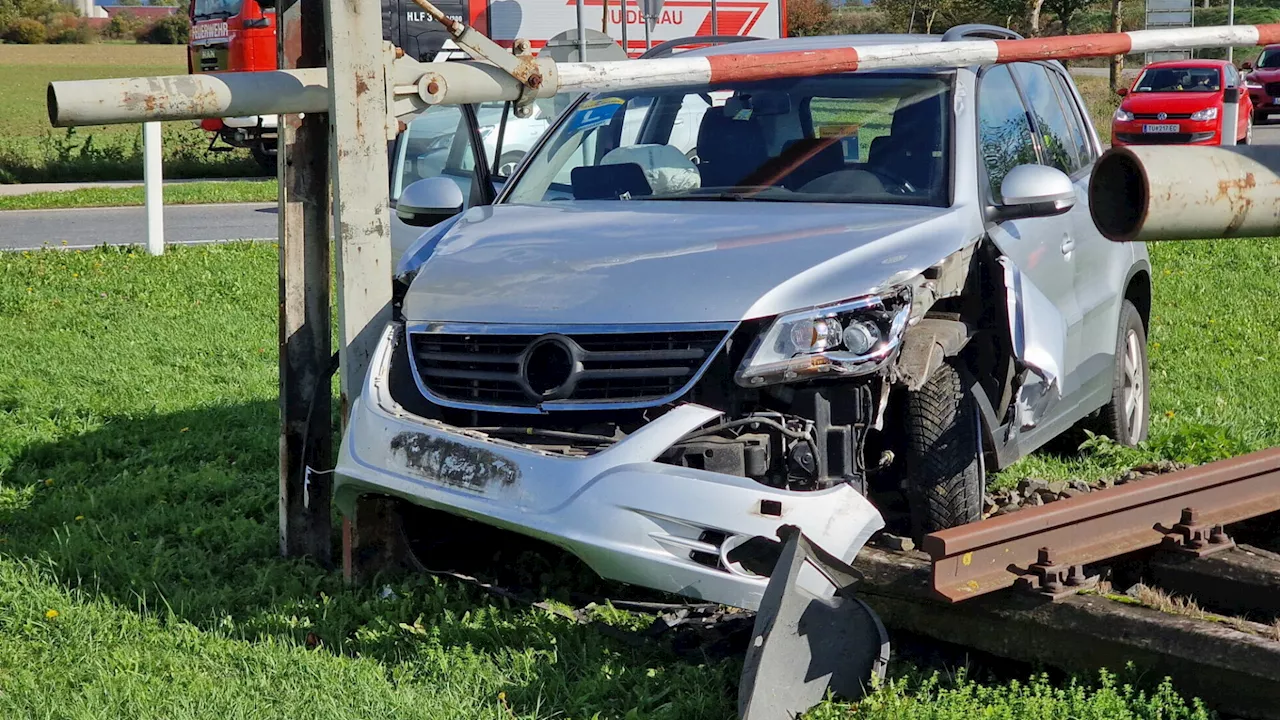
[277, 0, 333, 564]
[325, 0, 397, 583]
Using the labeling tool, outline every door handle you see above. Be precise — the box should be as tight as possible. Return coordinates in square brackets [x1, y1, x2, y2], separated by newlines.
[1061, 236, 1075, 256]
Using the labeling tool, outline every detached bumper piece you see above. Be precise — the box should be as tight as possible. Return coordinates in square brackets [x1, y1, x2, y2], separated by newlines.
[736, 525, 890, 720]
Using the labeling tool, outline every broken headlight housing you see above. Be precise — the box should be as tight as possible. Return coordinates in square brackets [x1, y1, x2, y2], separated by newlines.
[735, 290, 911, 387]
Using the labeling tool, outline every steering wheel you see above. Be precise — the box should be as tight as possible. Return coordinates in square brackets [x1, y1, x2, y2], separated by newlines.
[863, 167, 917, 195]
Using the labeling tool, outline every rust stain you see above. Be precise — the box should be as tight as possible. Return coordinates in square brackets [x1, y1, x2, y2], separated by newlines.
[355, 73, 370, 97]
[1217, 171, 1257, 236]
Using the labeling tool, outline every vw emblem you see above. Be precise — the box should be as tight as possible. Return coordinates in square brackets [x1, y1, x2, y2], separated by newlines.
[522, 336, 576, 400]
[1157, 112, 1168, 121]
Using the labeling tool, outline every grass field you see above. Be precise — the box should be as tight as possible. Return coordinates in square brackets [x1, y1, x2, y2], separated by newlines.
[0, 45, 262, 183]
[0, 180, 278, 211]
[1, 239, 1275, 717]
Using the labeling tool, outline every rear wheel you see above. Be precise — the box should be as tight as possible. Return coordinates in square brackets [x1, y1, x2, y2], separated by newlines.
[1096, 300, 1150, 446]
[904, 359, 984, 537]
[496, 151, 526, 177]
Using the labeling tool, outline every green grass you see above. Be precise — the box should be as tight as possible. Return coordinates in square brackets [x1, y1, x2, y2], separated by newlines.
[0, 45, 262, 183]
[0, 242, 1229, 718]
[0, 180, 278, 211]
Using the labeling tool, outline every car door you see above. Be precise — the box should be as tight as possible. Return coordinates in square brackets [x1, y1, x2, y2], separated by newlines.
[977, 64, 1079, 432]
[1015, 62, 1127, 404]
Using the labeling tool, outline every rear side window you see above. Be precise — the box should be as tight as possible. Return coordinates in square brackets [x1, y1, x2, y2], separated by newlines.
[1014, 63, 1083, 176]
[977, 65, 1038, 204]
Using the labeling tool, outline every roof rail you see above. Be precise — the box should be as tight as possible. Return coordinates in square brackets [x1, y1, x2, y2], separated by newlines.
[639, 35, 763, 59]
[941, 24, 1024, 41]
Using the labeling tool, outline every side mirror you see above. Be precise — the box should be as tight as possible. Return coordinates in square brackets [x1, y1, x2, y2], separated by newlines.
[995, 164, 1076, 221]
[1242, 62, 1254, 71]
[1116, 87, 1129, 97]
[397, 177, 464, 227]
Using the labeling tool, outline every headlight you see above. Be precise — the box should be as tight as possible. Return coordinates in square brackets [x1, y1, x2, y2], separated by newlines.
[736, 291, 912, 387]
[1190, 107, 1219, 121]
[1114, 108, 1134, 122]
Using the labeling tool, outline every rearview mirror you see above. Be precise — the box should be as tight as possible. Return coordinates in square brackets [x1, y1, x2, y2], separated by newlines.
[397, 177, 465, 227]
[1116, 87, 1129, 97]
[995, 164, 1075, 221]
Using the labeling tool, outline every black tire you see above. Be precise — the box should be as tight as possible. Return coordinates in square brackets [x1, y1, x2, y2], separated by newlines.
[496, 151, 525, 176]
[1096, 300, 1150, 447]
[904, 359, 984, 537]
[251, 145, 277, 176]
[1254, 112, 1267, 126]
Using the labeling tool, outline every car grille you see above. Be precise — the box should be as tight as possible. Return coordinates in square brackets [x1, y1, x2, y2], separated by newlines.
[1132, 112, 1192, 120]
[1115, 132, 1215, 145]
[409, 327, 731, 409]
[1266, 83, 1280, 97]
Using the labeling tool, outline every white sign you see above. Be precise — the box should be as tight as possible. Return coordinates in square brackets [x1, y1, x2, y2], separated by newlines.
[488, 0, 782, 57]
[190, 21, 230, 45]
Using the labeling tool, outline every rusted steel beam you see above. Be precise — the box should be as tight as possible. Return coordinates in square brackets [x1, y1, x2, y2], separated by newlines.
[923, 448, 1280, 602]
[855, 547, 1280, 720]
[1091, 146, 1280, 242]
[47, 69, 329, 127]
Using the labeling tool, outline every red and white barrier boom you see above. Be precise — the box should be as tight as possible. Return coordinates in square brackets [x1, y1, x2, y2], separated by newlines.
[48, 21, 1280, 127]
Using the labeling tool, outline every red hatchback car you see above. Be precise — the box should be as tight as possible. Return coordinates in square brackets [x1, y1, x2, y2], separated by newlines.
[1242, 44, 1280, 123]
[1111, 59, 1253, 146]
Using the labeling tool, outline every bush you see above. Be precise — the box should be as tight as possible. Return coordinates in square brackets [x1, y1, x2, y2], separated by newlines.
[137, 13, 188, 44]
[104, 11, 144, 39]
[788, 0, 834, 36]
[47, 14, 98, 43]
[4, 17, 46, 43]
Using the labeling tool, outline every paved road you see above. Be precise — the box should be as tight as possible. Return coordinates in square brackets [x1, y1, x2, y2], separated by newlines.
[0, 203, 276, 250]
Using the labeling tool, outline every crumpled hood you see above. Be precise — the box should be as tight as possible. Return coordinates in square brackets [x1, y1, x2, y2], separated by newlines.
[403, 201, 979, 325]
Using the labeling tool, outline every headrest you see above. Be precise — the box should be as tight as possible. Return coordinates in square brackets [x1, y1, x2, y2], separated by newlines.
[602, 144, 701, 196]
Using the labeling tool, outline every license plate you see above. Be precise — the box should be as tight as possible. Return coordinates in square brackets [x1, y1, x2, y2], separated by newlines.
[1142, 124, 1180, 133]
[201, 49, 216, 59]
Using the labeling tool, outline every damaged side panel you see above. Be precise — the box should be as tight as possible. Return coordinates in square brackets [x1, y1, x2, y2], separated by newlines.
[999, 256, 1066, 432]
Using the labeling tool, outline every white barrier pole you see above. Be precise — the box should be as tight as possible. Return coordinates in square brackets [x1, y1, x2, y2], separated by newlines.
[143, 121, 164, 256]
[1222, 88, 1240, 146]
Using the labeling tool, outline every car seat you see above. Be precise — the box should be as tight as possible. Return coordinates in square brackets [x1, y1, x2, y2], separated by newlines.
[695, 107, 769, 188]
[866, 93, 944, 194]
[776, 138, 847, 190]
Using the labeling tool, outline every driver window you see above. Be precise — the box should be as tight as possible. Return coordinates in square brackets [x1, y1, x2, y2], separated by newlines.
[978, 65, 1038, 204]
[393, 104, 485, 206]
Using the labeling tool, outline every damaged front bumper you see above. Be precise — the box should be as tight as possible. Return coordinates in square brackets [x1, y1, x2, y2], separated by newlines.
[335, 323, 885, 610]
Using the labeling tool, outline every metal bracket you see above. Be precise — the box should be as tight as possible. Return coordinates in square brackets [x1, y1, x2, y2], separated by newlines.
[1158, 508, 1235, 557]
[411, 0, 545, 118]
[1013, 547, 1098, 600]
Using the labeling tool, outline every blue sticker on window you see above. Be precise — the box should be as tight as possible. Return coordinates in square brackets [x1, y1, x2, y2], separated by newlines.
[563, 97, 626, 134]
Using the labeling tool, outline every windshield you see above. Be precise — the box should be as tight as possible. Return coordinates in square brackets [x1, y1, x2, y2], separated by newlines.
[502, 73, 953, 207]
[1134, 67, 1221, 92]
[193, 0, 243, 19]
[1258, 50, 1280, 69]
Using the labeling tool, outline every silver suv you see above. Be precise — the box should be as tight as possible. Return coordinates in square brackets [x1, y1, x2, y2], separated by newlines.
[337, 28, 1152, 611]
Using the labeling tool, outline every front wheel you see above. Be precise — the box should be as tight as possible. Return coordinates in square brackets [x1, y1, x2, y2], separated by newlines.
[1097, 300, 1150, 446]
[496, 151, 526, 177]
[904, 359, 984, 537]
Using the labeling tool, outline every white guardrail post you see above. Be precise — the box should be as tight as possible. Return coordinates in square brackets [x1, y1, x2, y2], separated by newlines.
[1222, 87, 1240, 146]
[142, 121, 164, 256]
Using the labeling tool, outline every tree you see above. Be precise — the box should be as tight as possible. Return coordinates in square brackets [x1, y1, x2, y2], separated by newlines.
[3, 16, 46, 42]
[1043, 0, 1089, 35]
[788, 0, 834, 36]
[137, 13, 189, 44]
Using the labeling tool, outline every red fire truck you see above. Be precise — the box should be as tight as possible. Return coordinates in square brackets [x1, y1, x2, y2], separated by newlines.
[188, 0, 783, 171]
